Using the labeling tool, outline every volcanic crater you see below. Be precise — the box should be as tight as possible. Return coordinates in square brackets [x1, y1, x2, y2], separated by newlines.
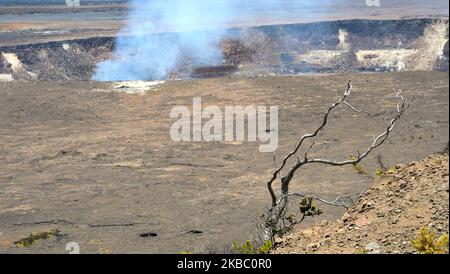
[1, 18, 448, 82]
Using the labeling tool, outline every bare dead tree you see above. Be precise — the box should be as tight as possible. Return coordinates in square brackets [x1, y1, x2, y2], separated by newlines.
[262, 80, 414, 242]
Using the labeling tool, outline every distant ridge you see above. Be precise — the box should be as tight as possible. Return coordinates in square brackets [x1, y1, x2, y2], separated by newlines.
[0, 0, 127, 6]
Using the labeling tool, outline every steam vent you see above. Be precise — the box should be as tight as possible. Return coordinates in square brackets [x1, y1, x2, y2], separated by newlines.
[1, 19, 448, 81]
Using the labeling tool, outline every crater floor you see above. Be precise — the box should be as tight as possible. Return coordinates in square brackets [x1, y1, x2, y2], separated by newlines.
[0, 71, 448, 253]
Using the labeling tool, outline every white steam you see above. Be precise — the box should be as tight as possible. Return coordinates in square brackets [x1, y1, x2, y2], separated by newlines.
[91, 0, 336, 81]
[92, 0, 234, 81]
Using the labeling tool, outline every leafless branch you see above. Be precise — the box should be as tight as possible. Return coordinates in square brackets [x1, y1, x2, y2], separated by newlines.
[278, 193, 351, 209]
[267, 80, 353, 207]
[263, 81, 413, 240]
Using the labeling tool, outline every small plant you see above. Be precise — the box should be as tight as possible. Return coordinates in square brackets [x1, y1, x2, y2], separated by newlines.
[299, 197, 323, 217]
[375, 166, 397, 177]
[15, 229, 62, 247]
[268, 213, 297, 237]
[232, 239, 272, 254]
[263, 196, 323, 240]
[375, 168, 385, 177]
[411, 227, 449, 254]
[385, 167, 397, 175]
[179, 251, 193, 254]
[350, 155, 367, 175]
[356, 248, 368, 254]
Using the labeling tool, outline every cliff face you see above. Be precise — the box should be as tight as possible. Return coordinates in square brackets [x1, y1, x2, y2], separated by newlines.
[274, 154, 449, 254]
[0, 18, 448, 81]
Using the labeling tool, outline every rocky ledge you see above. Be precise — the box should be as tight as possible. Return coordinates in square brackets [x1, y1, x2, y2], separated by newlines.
[274, 153, 449, 254]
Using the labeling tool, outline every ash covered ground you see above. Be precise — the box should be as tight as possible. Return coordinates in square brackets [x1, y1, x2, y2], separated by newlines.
[0, 1, 449, 254]
[0, 72, 448, 254]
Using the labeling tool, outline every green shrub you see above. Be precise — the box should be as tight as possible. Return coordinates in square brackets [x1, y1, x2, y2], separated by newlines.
[15, 229, 61, 247]
[411, 227, 449, 254]
[299, 197, 323, 217]
[232, 239, 272, 254]
[375, 168, 385, 177]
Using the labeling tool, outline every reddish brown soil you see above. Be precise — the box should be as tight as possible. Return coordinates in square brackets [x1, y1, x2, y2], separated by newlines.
[274, 154, 449, 254]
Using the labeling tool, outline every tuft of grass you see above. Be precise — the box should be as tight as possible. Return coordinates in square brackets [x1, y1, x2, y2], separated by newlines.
[385, 167, 397, 175]
[411, 227, 449, 254]
[356, 248, 368, 254]
[179, 251, 193, 254]
[232, 239, 272, 254]
[350, 155, 367, 175]
[15, 229, 61, 247]
[375, 168, 385, 177]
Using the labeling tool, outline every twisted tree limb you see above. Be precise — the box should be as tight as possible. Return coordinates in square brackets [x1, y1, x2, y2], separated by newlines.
[264, 81, 414, 240]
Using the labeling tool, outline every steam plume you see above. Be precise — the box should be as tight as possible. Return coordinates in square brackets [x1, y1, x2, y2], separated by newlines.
[92, 0, 234, 81]
[92, 0, 341, 81]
